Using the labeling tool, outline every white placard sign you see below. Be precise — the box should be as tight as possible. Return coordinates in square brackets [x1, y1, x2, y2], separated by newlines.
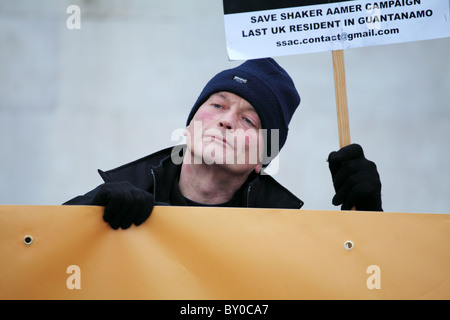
[223, 0, 450, 60]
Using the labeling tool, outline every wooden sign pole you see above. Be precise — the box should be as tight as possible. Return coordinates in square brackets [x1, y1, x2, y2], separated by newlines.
[332, 50, 351, 148]
[332, 50, 356, 210]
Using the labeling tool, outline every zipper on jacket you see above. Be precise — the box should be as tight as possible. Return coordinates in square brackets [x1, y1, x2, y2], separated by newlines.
[246, 185, 252, 207]
[150, 168, 157, 200]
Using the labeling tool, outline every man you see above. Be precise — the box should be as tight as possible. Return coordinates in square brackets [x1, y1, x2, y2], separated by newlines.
[64, 58, 382, 229]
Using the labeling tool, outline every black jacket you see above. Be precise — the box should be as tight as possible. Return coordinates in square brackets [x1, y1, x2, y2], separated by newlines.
[64, 146, 304, 209]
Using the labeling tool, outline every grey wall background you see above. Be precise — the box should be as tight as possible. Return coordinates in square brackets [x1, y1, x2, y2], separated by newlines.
[1, 0, 449, 214]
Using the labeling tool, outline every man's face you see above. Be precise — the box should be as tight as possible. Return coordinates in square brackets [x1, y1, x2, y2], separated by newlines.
[184, 91, 264, 174]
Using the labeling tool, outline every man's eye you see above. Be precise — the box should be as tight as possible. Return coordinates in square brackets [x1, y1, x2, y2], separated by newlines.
[244, 117, 255, 126]
[213, 104, 222, 109]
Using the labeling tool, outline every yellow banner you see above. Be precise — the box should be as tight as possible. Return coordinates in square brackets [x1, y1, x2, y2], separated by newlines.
[0, 205, 449, 300]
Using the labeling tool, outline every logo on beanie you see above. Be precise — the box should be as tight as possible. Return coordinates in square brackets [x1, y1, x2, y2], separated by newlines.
[233, 75, 248, 84]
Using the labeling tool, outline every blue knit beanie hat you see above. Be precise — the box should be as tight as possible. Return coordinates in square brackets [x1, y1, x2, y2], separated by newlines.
[186, 58, 300, 162]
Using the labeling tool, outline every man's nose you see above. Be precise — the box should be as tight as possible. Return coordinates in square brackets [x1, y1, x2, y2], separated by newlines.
[219, 121, 232, 130]
[218, 113, 236, 130]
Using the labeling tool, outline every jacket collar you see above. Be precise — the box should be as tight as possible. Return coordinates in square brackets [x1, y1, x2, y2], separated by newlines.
[99, 145, 303, 209]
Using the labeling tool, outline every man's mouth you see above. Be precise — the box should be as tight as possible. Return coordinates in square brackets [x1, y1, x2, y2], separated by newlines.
[202, 134, 230, 147]
[211, 135, 229, 146]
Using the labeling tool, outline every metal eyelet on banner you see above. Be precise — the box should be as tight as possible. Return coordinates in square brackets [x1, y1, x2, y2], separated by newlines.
[23, 235, 34, 246]
[344, 240, 354, 251]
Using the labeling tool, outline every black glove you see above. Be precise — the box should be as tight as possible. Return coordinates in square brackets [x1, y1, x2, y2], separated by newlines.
[91, 181, 154, 229]
[327, 144, 382, 211]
